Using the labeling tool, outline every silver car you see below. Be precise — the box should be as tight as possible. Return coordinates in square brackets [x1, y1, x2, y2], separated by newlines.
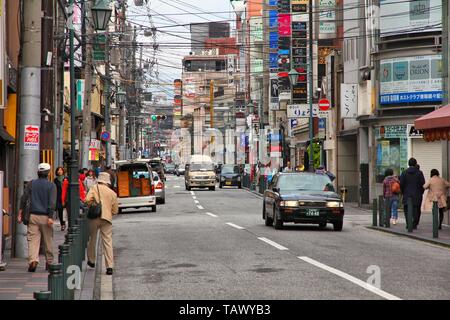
[152, 171, 166, 204]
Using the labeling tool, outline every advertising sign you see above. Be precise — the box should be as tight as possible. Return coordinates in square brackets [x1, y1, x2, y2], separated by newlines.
[287, 104, 319, 118]
[269, 10, 278, 28]
[270, 32, 278, 49]
[250, 17, 263, 43]
[76, 80, 84, 112]
[278, 14, 292, 36]
[380, 55, 442, 104]
[270, 79, 279, 110]
[380, 0, 442, 37]
[24, 125, 40, 150]
[319, 0, 336, 37]
[341, 83, 358, 118]
[0, 0, 4, 108]
[183, 78, 195, 98]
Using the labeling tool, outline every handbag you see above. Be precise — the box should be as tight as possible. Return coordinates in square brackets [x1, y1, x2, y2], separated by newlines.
[87, 185, 102, 220]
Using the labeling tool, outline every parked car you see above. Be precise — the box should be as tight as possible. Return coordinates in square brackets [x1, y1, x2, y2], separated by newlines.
[115, 159, 157, 213]
[219, 164, 242, 189]
[175, 164, 185, 177]
[164, 163, 176, 174]
[263, 172, 344, 231]
[152, 171, 166, 204]
[149, 158, 166, 182]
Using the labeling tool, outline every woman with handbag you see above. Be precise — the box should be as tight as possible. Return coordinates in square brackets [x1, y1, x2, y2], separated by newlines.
[54, 167, 69, 231]
[423, 169, 450, 230]
[85, 172, 118, 275]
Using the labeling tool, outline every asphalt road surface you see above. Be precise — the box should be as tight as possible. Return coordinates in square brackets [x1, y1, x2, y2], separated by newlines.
[112, 176, 450, 300]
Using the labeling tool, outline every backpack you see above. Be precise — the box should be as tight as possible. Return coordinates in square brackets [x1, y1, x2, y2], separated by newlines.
[391, 180, 400, 194]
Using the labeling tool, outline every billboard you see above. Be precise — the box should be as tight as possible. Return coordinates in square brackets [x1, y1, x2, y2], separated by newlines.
[380, 55, 442, 104]
[380, 0, 442, 37]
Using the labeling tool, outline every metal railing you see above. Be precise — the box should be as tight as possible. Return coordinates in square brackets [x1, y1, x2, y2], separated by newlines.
[34, 209, 89, 300]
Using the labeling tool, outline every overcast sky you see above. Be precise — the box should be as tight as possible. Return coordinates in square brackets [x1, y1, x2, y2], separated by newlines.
[126, 0, 234, 99]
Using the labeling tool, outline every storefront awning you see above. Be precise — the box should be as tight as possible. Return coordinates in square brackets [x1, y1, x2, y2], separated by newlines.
[415, 104, 450, 130]
[0, 127, 14, 143]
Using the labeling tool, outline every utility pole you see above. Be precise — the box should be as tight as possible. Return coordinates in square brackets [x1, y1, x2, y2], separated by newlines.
[308, 0, 314, 172]
[210, 80, 215, 148]
[68, 0, 80, 227]
[15, 0, 43, 258]
[104, 33, 112, 166]
[81, 0, 94, 169]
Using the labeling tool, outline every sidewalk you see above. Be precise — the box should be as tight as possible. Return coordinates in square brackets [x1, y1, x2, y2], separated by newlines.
[0, 222, 67, 300]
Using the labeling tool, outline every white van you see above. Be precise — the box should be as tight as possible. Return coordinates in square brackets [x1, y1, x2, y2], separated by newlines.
[185, 155, 216, 191]
[115, 159, 157, 213]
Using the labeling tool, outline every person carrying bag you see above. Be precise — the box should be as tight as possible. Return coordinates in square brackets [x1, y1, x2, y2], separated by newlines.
[85, 172, 118, 275]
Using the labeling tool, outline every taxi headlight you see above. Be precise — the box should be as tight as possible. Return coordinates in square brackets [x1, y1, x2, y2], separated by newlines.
[327, 201, 343, 208]
[221, 176, 225, 181]
[280, 200, 298, 207]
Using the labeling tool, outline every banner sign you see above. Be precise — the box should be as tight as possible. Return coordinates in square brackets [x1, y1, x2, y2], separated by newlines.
[24, 125, 40, 150]
[287, 104, 319, 118]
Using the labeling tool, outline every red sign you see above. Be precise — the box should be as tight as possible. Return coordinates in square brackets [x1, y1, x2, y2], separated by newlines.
[319, 99, 331, 111]
[24, 125, 40, 150]
[278, 14, 292, 36]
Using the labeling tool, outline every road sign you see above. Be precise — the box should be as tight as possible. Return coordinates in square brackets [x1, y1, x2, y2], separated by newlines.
[319, 99, 331, 111]
[24, 125, 40, 150]
[318, 118, 326, 139]
[101, 131, 110, 141]
[318, 111, 329, 118]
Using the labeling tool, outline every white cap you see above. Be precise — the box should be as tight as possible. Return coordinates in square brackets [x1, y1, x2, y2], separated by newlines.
[38, 163, 51, 172]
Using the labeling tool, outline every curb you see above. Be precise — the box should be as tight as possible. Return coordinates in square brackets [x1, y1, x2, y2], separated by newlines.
[366, 226, 450, 249]
[243, 186, 263, 198]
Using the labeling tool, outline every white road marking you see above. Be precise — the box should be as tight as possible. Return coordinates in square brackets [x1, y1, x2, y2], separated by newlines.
[194, 200, 199, 204]
[190, 191, 195, 196]
[192, 196, 197, 199]
[226, 222, 245, 230]
[205, 212, 218, 218]
[257, 237, 289, 251]
[197, 205, 204, 210]
[298, 256, 401, 300]
[174, 186, 180, 188]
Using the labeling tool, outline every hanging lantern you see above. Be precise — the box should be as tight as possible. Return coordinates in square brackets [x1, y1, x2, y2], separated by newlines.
[430, 130, 436, 142]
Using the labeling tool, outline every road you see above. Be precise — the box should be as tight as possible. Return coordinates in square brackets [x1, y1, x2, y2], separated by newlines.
[111, 176, 450, 300]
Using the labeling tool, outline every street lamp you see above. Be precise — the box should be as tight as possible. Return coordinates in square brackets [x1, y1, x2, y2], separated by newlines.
[92, 0, 112, 31]
[247, 102, 255, 115]
[117, 90, 126, 104]
[288, 69, 300, 87]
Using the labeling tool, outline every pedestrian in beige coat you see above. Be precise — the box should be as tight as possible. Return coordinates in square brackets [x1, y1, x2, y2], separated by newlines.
[423, 169, 450, 230]
[85, 172, 118, 275]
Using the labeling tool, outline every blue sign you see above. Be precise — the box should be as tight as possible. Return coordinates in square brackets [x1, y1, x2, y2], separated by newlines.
[101, 131, 110, 141]
[269, 10, 278, 28]
[278, 49, 290, 55]
[269, 0, 278, 5]
[380, 91, 443, 104]
[318, 118, 326, 129]
[270, 53, 278, 69]
[290, 119, 298, 128]
[269, 32, 278, 49]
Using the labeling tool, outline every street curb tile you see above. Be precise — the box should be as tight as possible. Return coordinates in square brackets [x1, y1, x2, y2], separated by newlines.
[243, 187, 263, 199]
[367, 226, 450, 249]
[100, 255, 113, 300]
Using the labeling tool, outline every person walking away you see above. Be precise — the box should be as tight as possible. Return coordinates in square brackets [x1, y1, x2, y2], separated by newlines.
[18, 163, 57, 272]
[383, 168, 400, 225]
[423, 169, 450, 230]
[84, 169, 97, 191]
[54, 166, 69, 231]
[105, 165, 116, 189]
[400, 158, 425, 229]
[85, 172, 118, 275]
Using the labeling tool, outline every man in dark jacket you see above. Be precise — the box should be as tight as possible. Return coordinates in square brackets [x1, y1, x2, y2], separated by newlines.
[18, 163, 57, 272]
[400, 158, 425, 229]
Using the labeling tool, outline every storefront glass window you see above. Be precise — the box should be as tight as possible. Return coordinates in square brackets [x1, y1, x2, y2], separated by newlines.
[374, 125, 408, 183]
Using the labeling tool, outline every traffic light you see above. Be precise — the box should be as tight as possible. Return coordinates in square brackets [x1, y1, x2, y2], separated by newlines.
[151, 114, 167, 121]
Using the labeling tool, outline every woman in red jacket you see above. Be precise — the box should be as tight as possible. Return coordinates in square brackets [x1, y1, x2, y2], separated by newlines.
[54, 167, 69, 231]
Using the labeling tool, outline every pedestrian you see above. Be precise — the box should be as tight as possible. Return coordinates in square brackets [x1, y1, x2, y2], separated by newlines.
[85, 172, 119, 275]
[79, 168, 87, 181]
[79, 170, 87, 207]
[400, 158, 425, 229]
[84, 169, 97, 191]
[315, 165, 336, 182]
[54, 166, 69, 231]
[105, 165, 116, 189]
[423, 169, 450, 230]
[382, 168, 401, 225]
[18, 163, 56, 272]
[283, 161, 293, 172]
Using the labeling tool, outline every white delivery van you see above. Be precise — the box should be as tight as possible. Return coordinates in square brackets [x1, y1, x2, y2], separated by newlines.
[115, 159, 157, 213]
[184, 155, 216, 191]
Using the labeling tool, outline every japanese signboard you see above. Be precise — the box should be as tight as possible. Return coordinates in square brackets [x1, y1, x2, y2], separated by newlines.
[24, 125, 40, 150]
[340, 83, 358, 118]
[287, 104, 319, 118]
[380, 55, 442, 104]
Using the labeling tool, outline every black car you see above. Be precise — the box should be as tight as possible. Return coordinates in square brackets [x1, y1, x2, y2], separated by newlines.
[263, 172, 344, 231]
[219, 164, 242, 189]
[164, 163, 176, 174]
[149, 159, 166, 182]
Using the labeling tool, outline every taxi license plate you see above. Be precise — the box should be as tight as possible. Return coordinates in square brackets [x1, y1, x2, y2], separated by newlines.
[306, 209, 320, 216]
[226, 181, 232, 185]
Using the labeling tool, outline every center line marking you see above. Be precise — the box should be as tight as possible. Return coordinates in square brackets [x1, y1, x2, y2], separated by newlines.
[192, 196, 197, 199]
[258, 237, 288, 251]
[205, 212, 218, 218]
[190, 191, 195, 195]
[226, 222, 245, 230]
[194, 200, 199, 204]
[298, 256, 401, 300]
[197, 205, 204, 210]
